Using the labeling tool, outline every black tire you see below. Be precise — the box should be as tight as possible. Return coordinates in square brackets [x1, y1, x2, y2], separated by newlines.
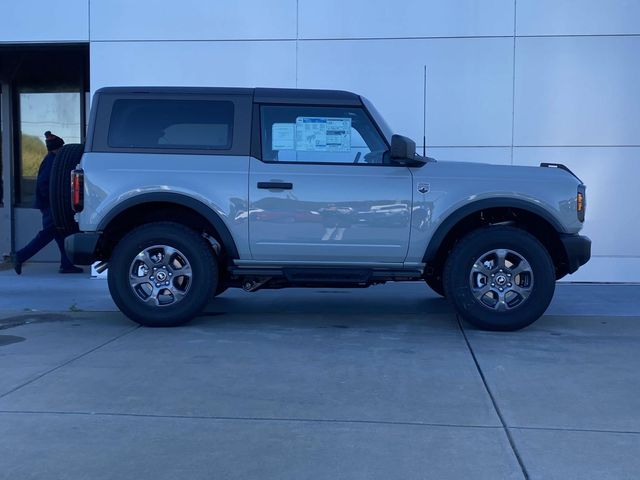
[108, 222, 217, 327]
[443, 226, 555, 331]
[49, 143, 84, 235]
[213, 283, 228, 297]
[424, 271, 445, 297]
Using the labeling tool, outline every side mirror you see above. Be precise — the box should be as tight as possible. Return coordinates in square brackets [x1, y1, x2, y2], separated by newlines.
[390, 134, 424, 166]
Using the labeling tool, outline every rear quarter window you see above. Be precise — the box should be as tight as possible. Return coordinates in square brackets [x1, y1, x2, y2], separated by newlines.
[107, 99, 234, 150]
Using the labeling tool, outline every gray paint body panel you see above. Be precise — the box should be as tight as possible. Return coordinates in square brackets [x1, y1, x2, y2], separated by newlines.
[79, 152, 251, 259]
[79, 154, 582, 268]
[248, 157, 412, 263]
[406, 161, 583, 264]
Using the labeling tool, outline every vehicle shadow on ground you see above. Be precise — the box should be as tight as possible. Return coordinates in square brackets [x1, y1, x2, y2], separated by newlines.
[193, 286, 458, 332]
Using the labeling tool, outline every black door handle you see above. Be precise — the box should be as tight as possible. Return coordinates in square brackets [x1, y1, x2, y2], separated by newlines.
[257, 182, 293, 190]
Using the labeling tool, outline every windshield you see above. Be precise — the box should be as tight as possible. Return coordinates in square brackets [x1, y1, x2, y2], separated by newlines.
[361, 96, 393, 145]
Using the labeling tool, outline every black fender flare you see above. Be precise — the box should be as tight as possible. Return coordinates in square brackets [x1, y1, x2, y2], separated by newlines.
[422, 198, 566, 263]
[97, 192, 240, 259]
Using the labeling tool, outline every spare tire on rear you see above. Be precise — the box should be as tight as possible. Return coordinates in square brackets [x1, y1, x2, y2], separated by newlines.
[49, 143, 84, 235]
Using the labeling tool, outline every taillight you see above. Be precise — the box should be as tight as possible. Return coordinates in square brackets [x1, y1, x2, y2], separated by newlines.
[71, 169, 84, 212]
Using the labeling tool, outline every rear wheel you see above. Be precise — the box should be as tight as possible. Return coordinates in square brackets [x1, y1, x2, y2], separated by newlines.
[213, 282, 228, 297]
[49, 143, 84, 235]
[443, 226, 555, 331]
[108, 222, 217, 327]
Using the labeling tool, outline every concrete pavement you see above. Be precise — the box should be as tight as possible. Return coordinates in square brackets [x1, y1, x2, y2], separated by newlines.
[0, 263, 639, 479]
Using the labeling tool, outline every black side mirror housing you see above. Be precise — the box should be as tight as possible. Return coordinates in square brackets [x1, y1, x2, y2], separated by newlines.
[389, 134, 425, 166]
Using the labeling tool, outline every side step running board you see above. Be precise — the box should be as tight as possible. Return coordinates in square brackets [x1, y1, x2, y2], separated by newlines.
[284, 268, 371, 284]
[228, 266, 423, 284]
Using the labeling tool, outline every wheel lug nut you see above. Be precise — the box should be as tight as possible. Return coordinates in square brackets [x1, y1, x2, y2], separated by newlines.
[499, 288, 503, 292]
[150, 276, 154, 280]
[491, 283, 495, 287]
[165, 282, 170, 286]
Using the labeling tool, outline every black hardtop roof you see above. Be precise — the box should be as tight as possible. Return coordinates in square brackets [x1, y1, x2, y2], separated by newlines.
[94, 86, 362, 106]
[254, 88, 361, 106]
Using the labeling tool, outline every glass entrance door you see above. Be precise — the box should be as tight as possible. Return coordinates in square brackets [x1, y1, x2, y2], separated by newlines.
[0, 84, 13, 257]
[0, 86, 3, 207]
[3, 45, 89, 263]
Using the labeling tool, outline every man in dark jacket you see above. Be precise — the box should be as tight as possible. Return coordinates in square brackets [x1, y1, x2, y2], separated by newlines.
[11, 131, 83, 275]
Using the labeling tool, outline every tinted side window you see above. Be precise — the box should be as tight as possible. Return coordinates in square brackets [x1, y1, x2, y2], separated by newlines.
[108, 99, 234, 150]
[260, 105, 387, 164]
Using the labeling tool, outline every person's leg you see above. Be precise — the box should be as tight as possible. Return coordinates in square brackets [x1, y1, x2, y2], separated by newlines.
[13, 208, 81, 274]
[53, 232, 74, 269]
[53, 232, 82, 273]
[15, 225, 56, 265]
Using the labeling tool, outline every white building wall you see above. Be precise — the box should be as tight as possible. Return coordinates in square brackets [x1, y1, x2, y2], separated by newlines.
[2, 0, 638, 282]
[1, 0, 88, 43]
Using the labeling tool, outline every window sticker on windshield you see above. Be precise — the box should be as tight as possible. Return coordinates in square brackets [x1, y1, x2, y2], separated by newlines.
[272, 123, 295, 150]
[295, 117, 351, 152]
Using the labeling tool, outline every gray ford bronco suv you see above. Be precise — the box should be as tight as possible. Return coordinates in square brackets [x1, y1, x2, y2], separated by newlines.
[50, 87, 590, 331]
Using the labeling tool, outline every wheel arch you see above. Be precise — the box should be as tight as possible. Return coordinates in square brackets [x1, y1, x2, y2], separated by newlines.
[423, 198, 571, 280]
[96, 193, 239, 261]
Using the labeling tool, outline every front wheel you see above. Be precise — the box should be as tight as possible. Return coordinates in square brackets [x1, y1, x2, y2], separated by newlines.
[424, 271, 445, 297]
[108, 222, 217, 327]
[443, 226, 555, 331]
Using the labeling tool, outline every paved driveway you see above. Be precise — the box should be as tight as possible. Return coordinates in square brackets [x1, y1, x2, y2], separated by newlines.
[0, 267, 638, 479]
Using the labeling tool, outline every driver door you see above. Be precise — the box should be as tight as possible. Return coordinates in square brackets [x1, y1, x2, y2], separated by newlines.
[248, 104, 413, 264]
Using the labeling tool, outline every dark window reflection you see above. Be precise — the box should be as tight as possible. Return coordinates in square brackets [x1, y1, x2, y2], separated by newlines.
[108, 99, 234, 150]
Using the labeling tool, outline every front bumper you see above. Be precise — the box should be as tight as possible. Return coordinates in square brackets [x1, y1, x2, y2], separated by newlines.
[65, 232, 101, 265]
[560, 234, 591, 275]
